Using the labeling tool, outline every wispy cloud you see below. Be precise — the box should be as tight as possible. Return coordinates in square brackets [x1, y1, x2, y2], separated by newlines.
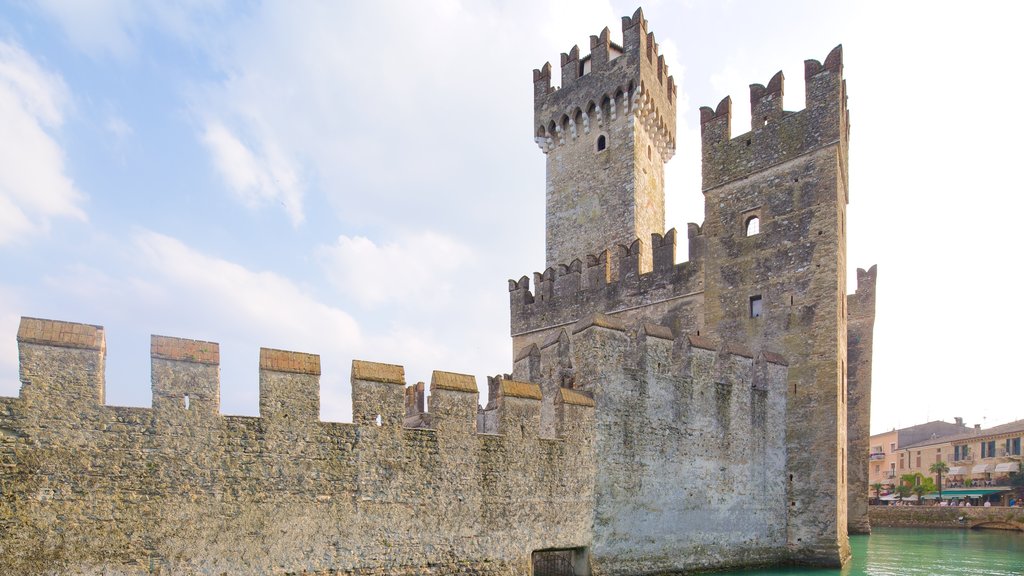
[0, 40, 85, 245]
[201, 121, 304, 225]
[318, 231, 474, 309]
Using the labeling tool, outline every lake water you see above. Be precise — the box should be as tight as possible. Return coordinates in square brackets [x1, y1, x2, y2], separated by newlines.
[716, 528, 1024, 575]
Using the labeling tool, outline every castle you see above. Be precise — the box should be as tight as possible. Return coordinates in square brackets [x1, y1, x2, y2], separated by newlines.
[0, 9, 875, 576]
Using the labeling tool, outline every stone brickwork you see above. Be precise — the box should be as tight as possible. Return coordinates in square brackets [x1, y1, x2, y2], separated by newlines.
[511, 9, 876, 574]
[846, 266, 877, 534]
[0, 318, 595, 575]
[869, 506, 1024, 531]
[512, 315, 791, 574]
[534, 10, 676, 272]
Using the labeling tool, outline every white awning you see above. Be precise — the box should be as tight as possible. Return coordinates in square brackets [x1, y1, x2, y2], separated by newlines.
[971, 464, 993, 474]
[994, 462, 1020, 473]
[948, 466, 966, 475]
[880, 494, 918, 501]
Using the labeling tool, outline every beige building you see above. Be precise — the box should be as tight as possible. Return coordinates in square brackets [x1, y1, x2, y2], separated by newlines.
[903, 419, 1024, 489]
[867, 419, 968, 494]
[869, 418, 1024, 505]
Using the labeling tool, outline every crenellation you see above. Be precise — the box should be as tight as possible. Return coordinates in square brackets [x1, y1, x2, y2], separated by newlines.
[510, 240, 704, 337]
[1, 320, 596, 574]
[701, 46, 846, 191]
[151, 335, 220, 419]
[750, 70, 786, 131]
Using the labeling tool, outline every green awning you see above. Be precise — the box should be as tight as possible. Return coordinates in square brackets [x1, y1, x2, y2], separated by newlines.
[923, 489, 1004, 499]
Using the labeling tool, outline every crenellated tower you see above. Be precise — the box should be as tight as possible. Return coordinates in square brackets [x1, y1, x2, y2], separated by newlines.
[699, 45, 854, 565]
[534, 8, 676, 272]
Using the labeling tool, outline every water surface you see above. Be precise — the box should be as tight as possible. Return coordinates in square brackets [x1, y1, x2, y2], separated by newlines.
[716, 528, 1023, 575]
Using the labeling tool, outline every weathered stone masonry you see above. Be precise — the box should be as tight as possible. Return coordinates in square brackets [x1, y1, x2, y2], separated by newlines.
[0, 318, 595, 575]
[513, 7, 876, 573]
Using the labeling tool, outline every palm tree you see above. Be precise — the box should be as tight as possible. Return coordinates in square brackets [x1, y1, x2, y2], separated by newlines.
[894, 484, 911, 505]
[871, 482, 884, 504]
[912, 484, 927, 505]
[930, 461, 950, 501]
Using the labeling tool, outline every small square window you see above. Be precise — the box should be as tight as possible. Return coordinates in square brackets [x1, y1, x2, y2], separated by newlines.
[750, 295, 762, 318]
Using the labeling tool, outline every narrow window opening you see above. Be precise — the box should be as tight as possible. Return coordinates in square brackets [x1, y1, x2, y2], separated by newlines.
[750, 295, 762, 318]
[374, 414, 382, 426]
[183, 393, 190, 410]
[762, 116, 768, 126]
[794, 177, 799, 183]
[647, 145, 652, 160]
[578, 61, 586, 77]
[790, 295, 794, 306]
[745, 139, 751, 146]
[596, 134, 607, 151]
[745, 216, 760, 236]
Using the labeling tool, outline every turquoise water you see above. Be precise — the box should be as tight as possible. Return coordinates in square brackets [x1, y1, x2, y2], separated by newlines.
[717, 528, 1024, 575]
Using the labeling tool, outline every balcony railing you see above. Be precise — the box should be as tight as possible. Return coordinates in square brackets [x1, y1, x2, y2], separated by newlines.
[869, 452, 886, 461]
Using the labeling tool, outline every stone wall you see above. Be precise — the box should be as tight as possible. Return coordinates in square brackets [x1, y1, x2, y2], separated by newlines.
[868, 506, 1024, 531]
[513, 314, 790, 575]
[846, 266, 877, 534]
[0, 318, 595, 576]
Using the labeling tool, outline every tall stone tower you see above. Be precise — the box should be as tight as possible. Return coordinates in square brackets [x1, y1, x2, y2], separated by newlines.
[699, 47, 852, 564]
[533, 10, 676, 272]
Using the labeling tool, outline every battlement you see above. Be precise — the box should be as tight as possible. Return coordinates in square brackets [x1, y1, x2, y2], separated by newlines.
[699, 45, 848, 190]
[2, 317, 597, 574]
[533, 8, 676, 160]
[510, 228, 705, 336]
[10, 317, 592, 443]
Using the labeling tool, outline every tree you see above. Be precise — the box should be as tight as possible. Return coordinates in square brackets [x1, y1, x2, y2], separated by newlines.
[894, 484, 911, 505]
[912, 484, 927, 505]
[870, 482, 883, 504]
[930, 460, 950, 501]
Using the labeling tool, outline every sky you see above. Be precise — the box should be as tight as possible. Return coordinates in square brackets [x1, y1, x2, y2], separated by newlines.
[0, 0, 1021, 436]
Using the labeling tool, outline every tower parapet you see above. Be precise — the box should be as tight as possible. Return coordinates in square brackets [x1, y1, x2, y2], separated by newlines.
[510, 228, 704, 339]
[533, 8, 676, 159]
[700, 45, 848, 192]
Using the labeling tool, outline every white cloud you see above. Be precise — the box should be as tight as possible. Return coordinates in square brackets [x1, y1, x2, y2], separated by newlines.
[33, 0, 139, 59]
[0, 40, 85, 245]
[32, 0, 227, 60]
[318, 232, 474, 309]
[104, 114, 132, 139]
[0, 285, 23, 398]
[201, 121, 303, 225]
[133, 230, 357, 346]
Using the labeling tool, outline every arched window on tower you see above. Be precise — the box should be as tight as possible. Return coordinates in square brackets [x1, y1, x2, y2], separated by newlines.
[596, 134, 607, 151]
[745, 215, 760, 236]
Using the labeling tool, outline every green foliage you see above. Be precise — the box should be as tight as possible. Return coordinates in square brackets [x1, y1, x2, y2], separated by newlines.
[911, 484, 927, 504]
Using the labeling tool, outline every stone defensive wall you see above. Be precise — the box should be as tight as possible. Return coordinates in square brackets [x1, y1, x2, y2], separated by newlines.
[0, 317, 595, 575]
[510, 228, 705, 341]
[533, 8, 676, 161]
[700, 45, 848, 191]
[868, 506, 1024, 531]
[512, 313, 793, 574]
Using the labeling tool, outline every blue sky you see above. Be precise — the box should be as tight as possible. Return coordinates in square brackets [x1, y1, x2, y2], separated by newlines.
[1, 0, 1021, 434]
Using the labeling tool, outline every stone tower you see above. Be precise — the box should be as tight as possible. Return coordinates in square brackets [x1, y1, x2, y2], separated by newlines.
[533, 9, 676, 272]
[511, 8, 875, 574]
[699, 46, 853, 564]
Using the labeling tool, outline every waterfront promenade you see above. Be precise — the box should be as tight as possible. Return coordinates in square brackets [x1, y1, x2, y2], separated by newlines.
[869, 505, 1024, 531]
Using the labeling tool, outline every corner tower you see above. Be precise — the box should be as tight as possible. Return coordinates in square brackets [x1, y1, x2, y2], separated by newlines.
[534, 8, 676, 272]
[699, 47, 853, 565]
